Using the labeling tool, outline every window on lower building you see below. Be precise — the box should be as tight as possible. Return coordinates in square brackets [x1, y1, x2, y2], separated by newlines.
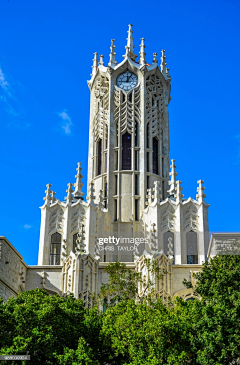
[122, 132, 131, 170]
[50, 232, 61, 265]
[187, 231, 198, 264]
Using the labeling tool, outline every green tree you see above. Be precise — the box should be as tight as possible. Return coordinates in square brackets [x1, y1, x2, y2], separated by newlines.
[186, 255, 240, 364]
[0, 289, 111, 365]
[101, 298, 194, 365]
[99, 259, 166, 306]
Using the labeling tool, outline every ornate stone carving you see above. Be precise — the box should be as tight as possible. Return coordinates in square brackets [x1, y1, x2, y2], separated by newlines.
[94, 75, 109, 142]
[114, 84, 140, 134]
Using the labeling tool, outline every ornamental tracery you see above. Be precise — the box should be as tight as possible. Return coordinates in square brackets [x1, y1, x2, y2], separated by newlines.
[114, 84, 140, 134]
[93, 76, 109, 142]
[146, 74, 164, 140]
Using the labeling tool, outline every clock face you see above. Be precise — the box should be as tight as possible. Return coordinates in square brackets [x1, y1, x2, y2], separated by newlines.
[116, 71, 138, 91]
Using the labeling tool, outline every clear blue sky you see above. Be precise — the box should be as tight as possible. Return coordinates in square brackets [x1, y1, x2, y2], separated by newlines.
[0, 0, 240, 265]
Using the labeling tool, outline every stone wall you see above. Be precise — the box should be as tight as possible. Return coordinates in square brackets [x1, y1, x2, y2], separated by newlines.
[0, 237, 27, 302]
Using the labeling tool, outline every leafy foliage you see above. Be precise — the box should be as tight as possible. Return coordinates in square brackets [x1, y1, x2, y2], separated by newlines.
[1, 256, 240, 364]
[99, 259, 166, 306]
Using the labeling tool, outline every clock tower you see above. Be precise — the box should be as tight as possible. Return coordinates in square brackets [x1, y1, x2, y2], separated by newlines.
[87, 24, 171, 226]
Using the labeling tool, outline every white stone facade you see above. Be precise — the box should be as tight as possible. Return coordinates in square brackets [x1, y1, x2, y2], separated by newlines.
[1, 25, 229, 305]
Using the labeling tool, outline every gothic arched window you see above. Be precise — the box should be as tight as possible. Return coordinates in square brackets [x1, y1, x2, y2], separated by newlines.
[97, 139, 102, 176]
[163, 231, 174, 264]
[122, 132, 131, 170]
[50, 232, 61, 265]
[153, 137, 159, 175]
[187, 231, 198, 264]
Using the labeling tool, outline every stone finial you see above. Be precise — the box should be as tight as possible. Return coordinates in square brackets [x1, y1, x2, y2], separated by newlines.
[139, 38, 146, 65]
[124, 24, 138, 61]
[196, 180, 206, 203]
[99, 55, 104, 66]
[51, 191, 57, 204]
[73, 162, 84, 199]
[65, 183, 74, 204]
[167, 237, 174, 257]
[153, 52, 158, 64]
[161, 49, 167, 78]
[166, 68, 171, 79]
[108, 39, 116, 67]
[87, 181, 95, 203]
[174, 180, 184, 203]
[168, 159, 178, 195]
[91, 52, 98, 77]
[146, 188, 152, 206]
[43, 184, 52, 206]
[153, 181, 162, 204]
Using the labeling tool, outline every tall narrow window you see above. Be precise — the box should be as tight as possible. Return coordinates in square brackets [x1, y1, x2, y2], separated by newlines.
[73, 233, 77, 253]
[105, 152, 108, 173]
[153, 137, 158, 175]
[147, 123, 150, 148]
[147, 175, 150, 189]
[104, 176, 107, 208]
[114, 199, 117, 221]
[97, 139, 102, 176]
[147, 152, 150, 172]
[162, 180, 165, 200]
[135, 199, 139, 221]
[135, 122, 138, 146]
[187, 231, 198, 264]
[50, 232, 61, 265]
[135, 175, 138, 195]
[115, 175, 118, 195]
[122, 132, 131, 170]
[135, 150, 138, 170]
[115, 151, 118, 170]
[162, 157, 164, 178]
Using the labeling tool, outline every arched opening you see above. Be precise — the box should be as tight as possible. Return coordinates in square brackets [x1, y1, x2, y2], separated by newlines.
[187, 231, 198, 264]
[122, 132, 131, 170]
[50, 232, 61, 265]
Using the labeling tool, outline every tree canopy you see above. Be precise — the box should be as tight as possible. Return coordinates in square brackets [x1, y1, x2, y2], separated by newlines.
[1, 255, 240, 364]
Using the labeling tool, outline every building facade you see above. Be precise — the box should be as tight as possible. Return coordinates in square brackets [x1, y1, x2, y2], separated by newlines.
[1, 25, 218, 305]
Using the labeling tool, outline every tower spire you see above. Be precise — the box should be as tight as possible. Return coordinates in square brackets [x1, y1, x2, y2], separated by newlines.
[91, 52, 98, 77]
[124, 24, 137, 61]
[168, 159, 178, 195]
[196, 180, 206, 203]
[73, 162, 84, 199]
[161, 49, 167, 78]
[139, 38, 146, 65]
[108, 39, 116, 67]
